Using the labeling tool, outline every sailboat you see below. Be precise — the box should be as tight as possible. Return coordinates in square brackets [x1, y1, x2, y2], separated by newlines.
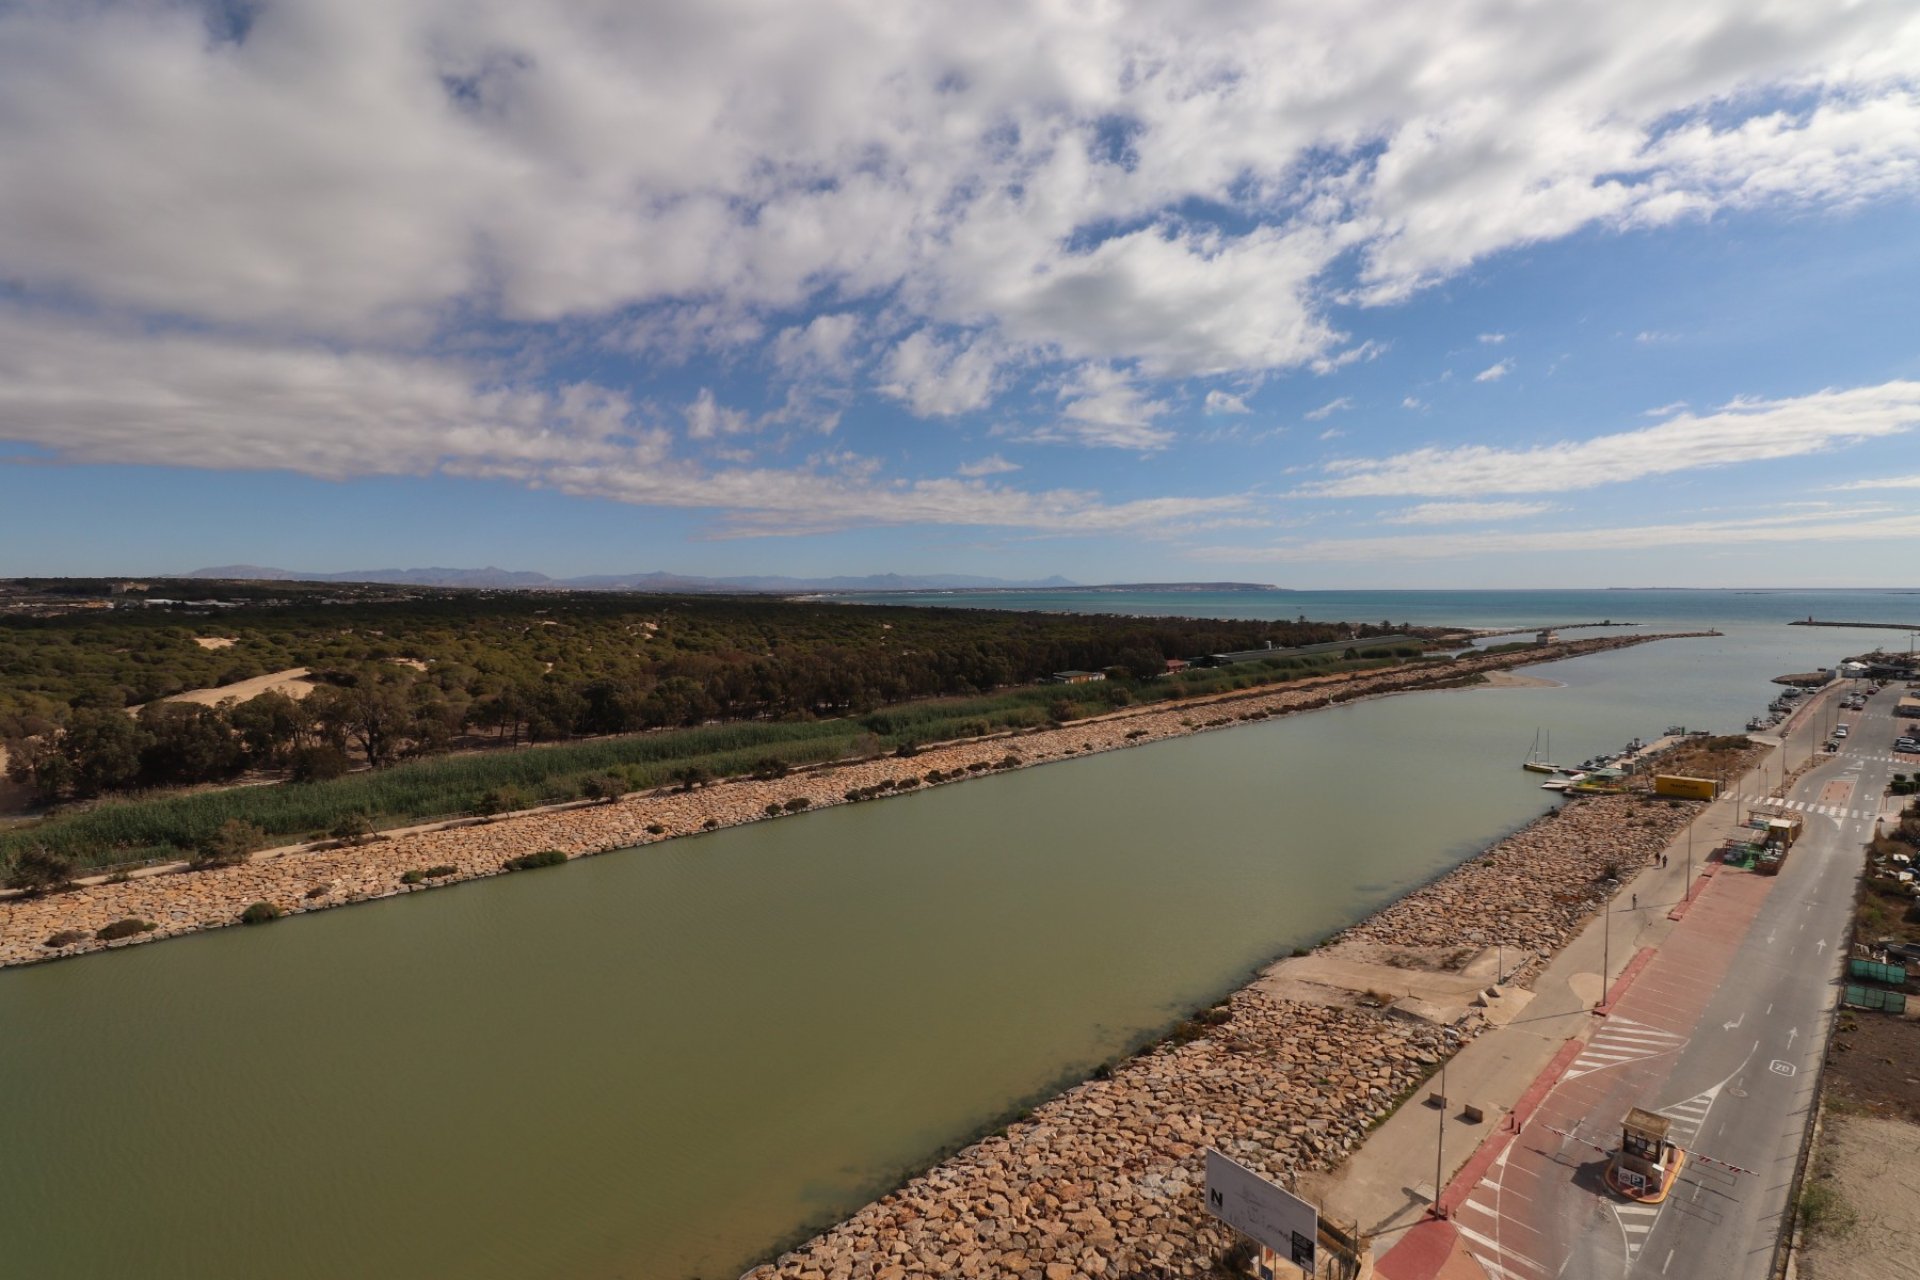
[1522, 729, 1562, 774]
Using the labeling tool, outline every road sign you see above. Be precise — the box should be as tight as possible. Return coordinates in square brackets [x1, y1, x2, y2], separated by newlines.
[1204, 1149, 1317, 1270]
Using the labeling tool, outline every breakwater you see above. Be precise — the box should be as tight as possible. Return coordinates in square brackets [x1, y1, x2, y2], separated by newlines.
[0, 632, 1704, 968]
[739, 788, 1714, 1279]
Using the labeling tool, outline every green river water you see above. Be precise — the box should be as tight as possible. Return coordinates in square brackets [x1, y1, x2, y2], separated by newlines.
[0, 609, 1884, 1278]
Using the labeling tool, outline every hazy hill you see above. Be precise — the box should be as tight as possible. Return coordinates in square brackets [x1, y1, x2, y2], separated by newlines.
[184, 565, 1083, 593]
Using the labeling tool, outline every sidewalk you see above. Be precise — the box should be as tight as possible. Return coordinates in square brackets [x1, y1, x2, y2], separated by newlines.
[1301, 684, 1842, 1267]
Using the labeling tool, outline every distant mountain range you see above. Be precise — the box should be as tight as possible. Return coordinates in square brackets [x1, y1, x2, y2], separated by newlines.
[183, 565, 1086, 593]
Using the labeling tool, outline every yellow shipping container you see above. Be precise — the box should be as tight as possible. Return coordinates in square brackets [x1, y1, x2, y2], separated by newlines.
[1654, 774, 1718, 801]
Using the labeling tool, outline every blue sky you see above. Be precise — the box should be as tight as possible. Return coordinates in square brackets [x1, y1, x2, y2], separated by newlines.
[1, 1, 1918, 588]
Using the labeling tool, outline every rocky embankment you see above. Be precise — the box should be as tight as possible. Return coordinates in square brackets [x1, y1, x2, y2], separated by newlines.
[736, 782, 1723, 1279]
[0, 632, 1697, 967]
[745, 998, 1456, 1280]
[1334, 792, 1690, 954]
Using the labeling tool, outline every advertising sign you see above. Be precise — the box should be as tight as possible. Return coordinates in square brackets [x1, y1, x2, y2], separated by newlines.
[1204, 1149, 1317, 1271]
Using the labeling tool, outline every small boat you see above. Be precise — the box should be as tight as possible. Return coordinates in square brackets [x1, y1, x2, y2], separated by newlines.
[1522, 729, 1563, 774]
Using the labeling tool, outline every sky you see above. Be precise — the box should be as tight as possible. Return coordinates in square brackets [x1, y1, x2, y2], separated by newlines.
[1, 1, 1919, 588]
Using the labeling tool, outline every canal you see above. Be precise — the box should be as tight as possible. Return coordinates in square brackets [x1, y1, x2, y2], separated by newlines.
[0, 616, 1862, 1278]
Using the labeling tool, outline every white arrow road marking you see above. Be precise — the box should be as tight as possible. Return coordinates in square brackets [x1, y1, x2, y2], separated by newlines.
[1788, 1026, 1800, 1047]
[1723, 1013, 1744, 1031]
[1815, 939, 1828, 955]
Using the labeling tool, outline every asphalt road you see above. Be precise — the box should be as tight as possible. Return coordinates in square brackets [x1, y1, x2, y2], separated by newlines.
[1455, 680, 1907, 1280]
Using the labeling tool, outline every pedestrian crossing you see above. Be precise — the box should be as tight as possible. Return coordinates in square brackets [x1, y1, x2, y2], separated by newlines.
[1562, 1016, 1688, 1081]
[1729, 793, 1877, 821]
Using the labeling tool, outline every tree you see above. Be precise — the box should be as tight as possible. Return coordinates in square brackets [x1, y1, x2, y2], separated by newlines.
[229, 690, 307, 765]
[4, 735, 76, 804]
[61, 707, 148, 796]
[136, 702, 243, 786]
[1114, 646, 1166, 682]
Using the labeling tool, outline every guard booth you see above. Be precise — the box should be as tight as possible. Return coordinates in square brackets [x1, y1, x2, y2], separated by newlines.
[1606, 1108, 1686, 1202]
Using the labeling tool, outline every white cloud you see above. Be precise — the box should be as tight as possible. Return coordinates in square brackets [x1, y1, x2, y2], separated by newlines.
[1205, 506, 1920, 564]
[1401, 396, 1426, 410]
[1302, 381, 1920, 497]
[1318, 428, 1346, 441]
[685, 388, 755, 440]
[1205, 390, 1252, 415]
[1383, 501, 1554, 525]
[1039, 365, 1175, 450]
[0, 307, 1245, 539]
[1309, 340, 1388, 376]
[1825, 472, 1920, 491]
[771, 313, 862, 377]
[877, 331, 1005, 417]
[1478, 333, 1507, 345]
[957, 454, 1021, 477]
[1304, 397, 1353, 421]
[1642, 400, 1689, 417]
[1474, 360, 1513, 383]
[0, 0, 1916, 495]
[1636, 330, 1682, 345]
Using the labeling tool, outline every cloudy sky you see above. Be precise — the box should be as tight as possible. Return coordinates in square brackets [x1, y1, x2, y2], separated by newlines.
[2, 0, 1918, 586]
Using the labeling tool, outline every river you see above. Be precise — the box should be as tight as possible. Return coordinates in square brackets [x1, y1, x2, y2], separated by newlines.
[1, 590, 1911, 1278]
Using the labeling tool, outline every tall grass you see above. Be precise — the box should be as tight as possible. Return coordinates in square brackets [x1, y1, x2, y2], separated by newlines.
[3, 650, 1424, 872]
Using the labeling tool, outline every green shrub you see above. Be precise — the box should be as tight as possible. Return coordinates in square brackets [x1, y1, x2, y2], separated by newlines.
[304, 884, 329, 899]
[580, 772, 626, 802]
[43, 929, 89, 948]
[783, 796, 811, 811]
[400, 868, 427, 885]
[502, 849, 568, 872]
[646, 823, 667, 835]
[765, 801, 784, 816]
[240, 901, 282, 924]
[190, 818, 265, 869]
[329, 813, 375, 845]
[96, 917, 155, 941]
[5, 846, 74, 895]
[424, 864, 456, 878]
[288, 744, 350, 782]
[701, 817, 719, 829]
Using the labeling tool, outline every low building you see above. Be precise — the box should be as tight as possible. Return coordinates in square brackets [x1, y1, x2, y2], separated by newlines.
[1163, 658, 1191, 675]
[1051, 670, 1106, 684]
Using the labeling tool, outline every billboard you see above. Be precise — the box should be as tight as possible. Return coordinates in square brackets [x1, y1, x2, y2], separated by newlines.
[1653, 775, 1717, 801]
[1204, 1150, 1317, 1270]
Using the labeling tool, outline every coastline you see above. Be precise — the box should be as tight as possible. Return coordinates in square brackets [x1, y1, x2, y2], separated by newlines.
[0, 631, 1705, 969]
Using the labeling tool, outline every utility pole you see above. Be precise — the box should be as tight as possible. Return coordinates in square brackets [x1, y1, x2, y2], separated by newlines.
[1685, 811, 1694, 902]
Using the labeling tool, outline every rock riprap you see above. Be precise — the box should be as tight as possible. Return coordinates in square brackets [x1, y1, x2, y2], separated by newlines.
[741, 995, 1457, 1280]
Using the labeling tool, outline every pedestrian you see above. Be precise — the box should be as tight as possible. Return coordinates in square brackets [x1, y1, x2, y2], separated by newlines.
[1632, 892, 1638, 909]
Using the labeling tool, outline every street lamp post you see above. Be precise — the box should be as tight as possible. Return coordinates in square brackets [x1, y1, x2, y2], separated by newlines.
[1599, 899, 1611, 1009]
[1435, 1060, 1447, 1217]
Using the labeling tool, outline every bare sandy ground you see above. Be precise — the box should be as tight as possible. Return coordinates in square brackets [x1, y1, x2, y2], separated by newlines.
[1482, 670, 1561, 689]
[1800, 1112, 1920, 1280]
[192, 636, 236, 650]
[158, 667, 316, 707]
